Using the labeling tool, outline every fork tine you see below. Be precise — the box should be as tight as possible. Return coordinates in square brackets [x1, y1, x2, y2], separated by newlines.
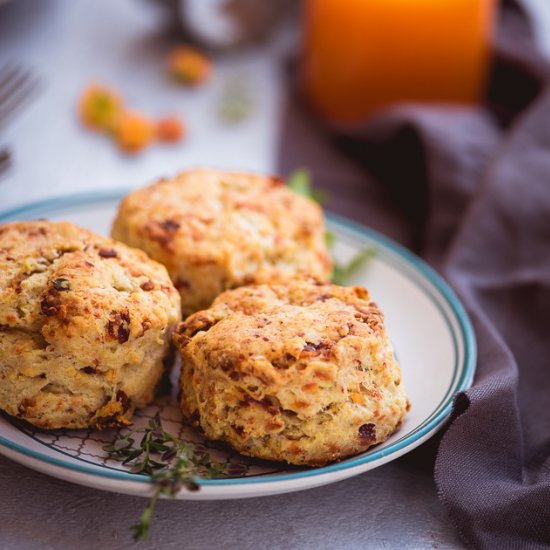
[0, 149, 12, 181]
[0, 69, 40, 128]
[0, 63, 21, 84]
[0, 64, 29, 99]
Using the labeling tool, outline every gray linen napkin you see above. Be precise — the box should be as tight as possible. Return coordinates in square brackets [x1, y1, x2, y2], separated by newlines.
[278, 1, 550, 547]
[435, 81, 550, 550]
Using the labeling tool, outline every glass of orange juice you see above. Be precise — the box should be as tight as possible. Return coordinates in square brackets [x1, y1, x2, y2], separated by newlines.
[300, 0, 497, 124]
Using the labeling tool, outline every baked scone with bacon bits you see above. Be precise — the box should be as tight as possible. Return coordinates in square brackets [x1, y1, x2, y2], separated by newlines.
[111, 169, 332, 315]
[174, 279, 409, 466]
[0, 221, 181, 430]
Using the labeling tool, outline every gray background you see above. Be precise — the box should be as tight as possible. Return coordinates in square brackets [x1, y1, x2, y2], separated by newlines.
[1, 1, 549, 548]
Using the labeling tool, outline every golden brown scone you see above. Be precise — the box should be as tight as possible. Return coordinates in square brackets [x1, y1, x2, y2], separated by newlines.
[111, 169, 332, 315]
[174, 279, 409, 466]
[0, 221, 181, 429]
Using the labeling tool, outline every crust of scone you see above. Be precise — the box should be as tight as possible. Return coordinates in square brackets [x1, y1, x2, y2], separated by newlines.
[0, 221, 181, 429]
[111, 169, 332, 315]
[174, 279, 409, 466]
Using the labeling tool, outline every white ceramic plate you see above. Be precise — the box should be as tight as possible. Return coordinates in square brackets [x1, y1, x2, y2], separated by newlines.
[0, 191, 476, 500]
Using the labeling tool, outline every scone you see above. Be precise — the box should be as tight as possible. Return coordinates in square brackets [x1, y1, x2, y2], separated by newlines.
[0, 221, 181, 429]
[111, 169, 332, 315]
[174, 279, 409, 466]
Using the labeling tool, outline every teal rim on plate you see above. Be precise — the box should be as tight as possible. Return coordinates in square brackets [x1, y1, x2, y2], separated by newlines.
[0, 191, 477, 487]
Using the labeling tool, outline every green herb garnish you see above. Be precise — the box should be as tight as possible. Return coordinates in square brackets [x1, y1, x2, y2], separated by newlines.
[104, 413, 229, 541]
[287, 168, 327, 204]
[325, 230, 336, 248]
[288, 169, 376, 284]
[331, 247, 377, 285]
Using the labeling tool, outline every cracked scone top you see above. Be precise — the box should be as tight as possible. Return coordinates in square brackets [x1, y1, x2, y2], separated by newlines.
[174, 279, 409, 466]
[0, 221, 181, 429]
[111, 169, 332, 315]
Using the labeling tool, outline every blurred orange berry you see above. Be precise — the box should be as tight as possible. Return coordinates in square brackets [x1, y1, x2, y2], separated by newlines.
[78, 84, 123, 132]
[167, 46, 212, 86]
[114, 111, 155, 154]
[156, 116, 185, 143]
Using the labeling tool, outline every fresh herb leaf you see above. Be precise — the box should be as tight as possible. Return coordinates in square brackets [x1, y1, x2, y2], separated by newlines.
[325, 230, 336, 248]
[287, 169, 327, 204]
[331, 247, 377, 285]
[103, 413, 231, 541]
[287, 168, 374, 284]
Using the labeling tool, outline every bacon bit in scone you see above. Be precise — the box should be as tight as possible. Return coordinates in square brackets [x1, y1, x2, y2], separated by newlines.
[107, 311, 131, 343]
[98, 248, 118, 258]
[180, 315, 215, 338]
[81, 366, 98, 375]
[176, 334, 191, 348]
[231, 424, 245, 437]
[313, 368, 333, 382]
[95, 414, 129, 430]
[354, 306, 383, 332]
[159, 219, 180, 233]
[302, 340, 333, 356]
[242, 395, 279, 416]
[174, 277, 190, 290]
[40, 290, 61, 316]
[237, 274, 255, 286]
[352, 287, 370, 300]
[219, 358, 235, 373]
[140, 280, 155, 291]
[358, 423, 376, 442]
[268, 176, 284, 187]
[11, 278, 22, 294]
[272, 353, 295, 369]
[27, 227, 48, 238]
[143, 220, 180, 251]
[53, 278, 71, 291]
[17, 398, 35, 416]
[116, 390, 131, 413]
[266, 421, 284, 431]
[95, 398, 133, 429]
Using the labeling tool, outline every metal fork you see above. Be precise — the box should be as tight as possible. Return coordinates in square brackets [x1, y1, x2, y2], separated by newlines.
[0, 64, 40, 179]
[0, 148, 10, 179]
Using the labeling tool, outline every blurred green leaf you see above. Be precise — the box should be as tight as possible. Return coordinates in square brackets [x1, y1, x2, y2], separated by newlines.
[331, 247, 377, 285]
[287, 169, 327, 204]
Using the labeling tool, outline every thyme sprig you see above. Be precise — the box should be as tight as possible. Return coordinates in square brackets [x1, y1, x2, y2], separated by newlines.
[103, 413, 229, 541]
[287, 168, 376, 284]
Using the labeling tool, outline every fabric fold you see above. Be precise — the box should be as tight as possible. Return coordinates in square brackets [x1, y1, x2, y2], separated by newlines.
[277, 1, 550, 547]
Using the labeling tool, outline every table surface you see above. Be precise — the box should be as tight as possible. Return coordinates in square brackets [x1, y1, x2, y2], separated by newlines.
[0, 1, 548, 548]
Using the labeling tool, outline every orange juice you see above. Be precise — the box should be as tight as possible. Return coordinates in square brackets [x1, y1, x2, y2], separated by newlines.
[301, 0, 496, 123]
